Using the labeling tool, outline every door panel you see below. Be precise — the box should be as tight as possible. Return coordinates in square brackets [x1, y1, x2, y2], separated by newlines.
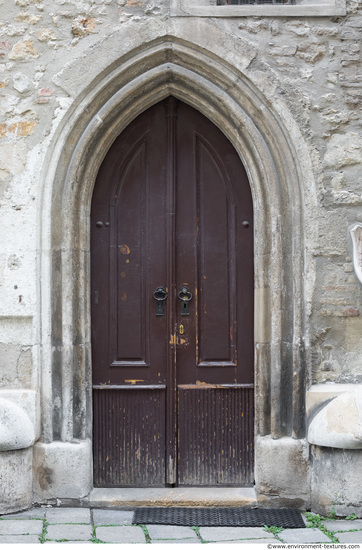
[93, 387, 166, 487]
[92, 105, 169, 487]
[92, 107, 169, 386]
[197, 138, 236, 365]
[174, 101, 254, 485]
[91, 97, 254, 487]
[114, 141, 148, 367]
[178, 386, 254, 486]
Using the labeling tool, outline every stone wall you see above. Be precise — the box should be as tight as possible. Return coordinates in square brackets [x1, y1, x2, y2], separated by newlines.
[0, 0, 361, 514]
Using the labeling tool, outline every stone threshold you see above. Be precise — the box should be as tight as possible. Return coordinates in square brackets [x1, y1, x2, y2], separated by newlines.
[88, 487, 257, 508]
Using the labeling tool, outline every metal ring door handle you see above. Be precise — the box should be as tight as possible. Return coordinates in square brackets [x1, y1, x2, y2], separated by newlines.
[153, 286, 168, 316]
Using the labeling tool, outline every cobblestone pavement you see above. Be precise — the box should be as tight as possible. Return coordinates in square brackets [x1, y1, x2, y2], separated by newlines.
[0, 507, 362, 544]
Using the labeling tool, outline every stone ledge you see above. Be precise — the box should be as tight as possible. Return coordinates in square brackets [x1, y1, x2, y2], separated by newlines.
[307, 384, 362, 449]
[89, 487, 257, 508]
[0, 391, 37, 451]
[0, 389, 38, 436]
[171, 0, 346, 17]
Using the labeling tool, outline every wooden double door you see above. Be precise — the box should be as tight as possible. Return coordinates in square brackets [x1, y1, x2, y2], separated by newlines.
[91, 97, 254, 487]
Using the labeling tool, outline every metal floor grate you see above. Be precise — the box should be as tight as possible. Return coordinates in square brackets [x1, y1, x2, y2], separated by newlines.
[133, 507, 305, 528]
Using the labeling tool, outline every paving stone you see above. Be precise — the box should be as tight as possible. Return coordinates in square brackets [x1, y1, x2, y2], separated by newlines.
[93, 509, 134, 525]
[45, 541, 90, 544]
[45, 507, 91, 524]
[322, 519, 362, 532]
[0, 519, 44, 535]
[1, 508, 46, 520]
[46, 524, 93, 541]
[151, 539, 202, 543]
[338, 531, 362, 543]
[199, 527, 274, 541]
[146, 524, 199, 540]
[0, 533, 41, 543]
[280, 528, 331, 543]
[96, 525, 146, 543]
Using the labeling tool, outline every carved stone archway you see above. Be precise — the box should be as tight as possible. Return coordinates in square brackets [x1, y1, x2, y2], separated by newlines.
[37, 35, 309, 504]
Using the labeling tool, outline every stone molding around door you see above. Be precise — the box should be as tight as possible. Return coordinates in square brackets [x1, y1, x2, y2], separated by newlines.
[36, 24, 315, 505]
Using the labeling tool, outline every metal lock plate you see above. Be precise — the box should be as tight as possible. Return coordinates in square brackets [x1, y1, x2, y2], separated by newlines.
[178, 286, 192, 316]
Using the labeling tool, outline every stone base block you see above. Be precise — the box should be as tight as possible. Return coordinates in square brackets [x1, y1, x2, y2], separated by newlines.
[33, 440, 92, 502]
[311, 446, 362, 517]
[0, 448, 32, 514]
[255, 435, 310, 509]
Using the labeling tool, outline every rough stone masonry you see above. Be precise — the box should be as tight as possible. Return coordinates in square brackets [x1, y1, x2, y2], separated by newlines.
[0, 0, 362, 516]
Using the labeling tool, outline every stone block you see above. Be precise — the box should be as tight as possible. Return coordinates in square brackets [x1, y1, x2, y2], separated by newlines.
[150, 539, 201, 544]
[280, 528, 330, 543]
[308, 387, 362, 449]
[0, 397, 35, 451]
[146, 525, 198, 540]
[338, 531, 362, 543]
[46, 524, 92, 541]
[1, 508, 45, 519]
[96, 525, 146, 543]
[0, 389, 38, 452]
[321, 519, 362, 531]
[198, 527, 273, 541]
[33, 440, 92, 501]
[45, 507, 91, 524]
[0, 519, 43, 535]
[311, 446, 362, 516]
[0, 535, 40, 543]
[92, 509, 134, 525]
[0, 343, 32, 388]
[0, 448, 32, 514]
[306, 384, 358, 417]
[0, 317, 34, 389]
[9, 39, 39, 61]
[255, 435, 310, 507]
[323, 133, 362, 169]
[0, 389, 39, 441]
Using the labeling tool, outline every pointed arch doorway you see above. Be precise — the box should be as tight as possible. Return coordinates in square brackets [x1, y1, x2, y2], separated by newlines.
[91, 97, 254, 488]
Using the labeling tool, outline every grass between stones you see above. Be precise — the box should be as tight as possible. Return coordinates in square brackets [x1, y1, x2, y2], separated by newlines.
[39, 521, 49, 543]
[91, 525, 104, 543]
[305, 512, 339, 543]
[140, 524, 151, 543]
[264, 525, 284, 541]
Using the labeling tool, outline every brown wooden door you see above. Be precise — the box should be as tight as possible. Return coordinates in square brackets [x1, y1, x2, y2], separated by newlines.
[91, 97, 254, 487]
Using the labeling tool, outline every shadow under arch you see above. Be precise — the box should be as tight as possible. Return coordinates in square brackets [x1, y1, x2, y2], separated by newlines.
[40, 36, 306, 456]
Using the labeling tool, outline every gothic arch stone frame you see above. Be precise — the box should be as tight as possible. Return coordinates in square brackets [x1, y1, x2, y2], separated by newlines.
[39, 32, 311, 497]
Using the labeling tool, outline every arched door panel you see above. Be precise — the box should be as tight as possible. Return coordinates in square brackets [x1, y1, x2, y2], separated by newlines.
[91, 98, 254, 487]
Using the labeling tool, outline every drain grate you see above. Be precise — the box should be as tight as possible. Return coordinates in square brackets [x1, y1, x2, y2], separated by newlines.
[133, 507, 305, 528]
